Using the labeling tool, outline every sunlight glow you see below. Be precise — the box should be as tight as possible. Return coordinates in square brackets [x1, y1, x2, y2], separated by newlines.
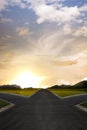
[58, 80, 70, 85]
[10, 72, 44, 88]
[81, 77, 87, 81]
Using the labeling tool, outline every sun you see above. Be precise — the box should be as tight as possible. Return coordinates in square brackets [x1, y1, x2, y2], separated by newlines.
[10, 72, 44, 88]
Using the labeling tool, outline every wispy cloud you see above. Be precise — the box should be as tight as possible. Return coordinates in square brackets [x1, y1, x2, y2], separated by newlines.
[63, 24, 72, 35]
[73, 26, 87, 37]
[79, 4, 87, 12]
[16, 27, 31, 36]
[53, 60, 77, 66]
[0, 62, 7, 69]
[0, 44, 8, 50]
[0, 18, 13, 23]
[0, 35, 12, 41]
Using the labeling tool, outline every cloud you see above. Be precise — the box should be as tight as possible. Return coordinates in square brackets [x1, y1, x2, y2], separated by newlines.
[0, 0, 87, 86]
[63, 24, 72, 34]
[32, 30, 66, 56]
[10, 0, 26, 9]
[63, 22, 87, 38]
[73, 26, 87, 37]
[0, 51, 15, 70]
[4, 51, 15, 58]
[0, 62, 7, 69]
[0, 18, 13, 23]
[58, 51, 87, 66]
[8, 50, 87, 86]
[79, 4, 87, 12]
[0, 0, 8, 11]
[36, 4, 80, 24]
[53, 60, 77, 66]
[0, 0, 27, 11]
[0, 35, 12, 41]
[0, 44, 8, 49]
[28, 26, 86, 59]
[0, 0, 84, 25]
[16, 27, 31, 36]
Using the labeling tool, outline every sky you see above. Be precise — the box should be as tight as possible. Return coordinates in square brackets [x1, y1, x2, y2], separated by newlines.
[0, 0, 87, 88]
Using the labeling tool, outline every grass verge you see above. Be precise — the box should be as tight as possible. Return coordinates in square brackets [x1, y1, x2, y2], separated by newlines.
[0, 100, 9, 108]
[49, 88, 87, 97]
[81, 102, 87, 108]
[0, 88, 39, 96]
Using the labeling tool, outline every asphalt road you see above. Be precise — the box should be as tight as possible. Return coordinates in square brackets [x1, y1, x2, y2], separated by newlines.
[0, 93, 26, 105]
[0, 89, 87, 130]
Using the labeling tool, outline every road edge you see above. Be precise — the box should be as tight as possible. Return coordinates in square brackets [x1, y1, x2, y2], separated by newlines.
[76, 103, 87, 113]
[48, 90, 87, 112]
[0, 99, 15, 113]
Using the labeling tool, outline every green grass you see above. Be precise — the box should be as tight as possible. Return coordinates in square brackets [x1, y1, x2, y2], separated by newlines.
[49, 88, 87, 97]
[0, 100, 9, 108]
[81, 102, 87, 108]
[0, 88, 39, 96]
[0, 88, 87, 97]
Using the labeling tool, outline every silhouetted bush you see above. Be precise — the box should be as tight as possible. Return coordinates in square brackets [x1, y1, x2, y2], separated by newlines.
[0, 84, 21, 90]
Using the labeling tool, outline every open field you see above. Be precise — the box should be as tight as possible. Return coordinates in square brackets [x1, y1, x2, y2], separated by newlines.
[49, 88, 87, 97]
[0, 100, 9, 108]
[0, 88, 39, 96]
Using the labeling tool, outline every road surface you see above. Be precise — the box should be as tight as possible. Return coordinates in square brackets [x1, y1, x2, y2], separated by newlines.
[0, 89, 87, 130]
